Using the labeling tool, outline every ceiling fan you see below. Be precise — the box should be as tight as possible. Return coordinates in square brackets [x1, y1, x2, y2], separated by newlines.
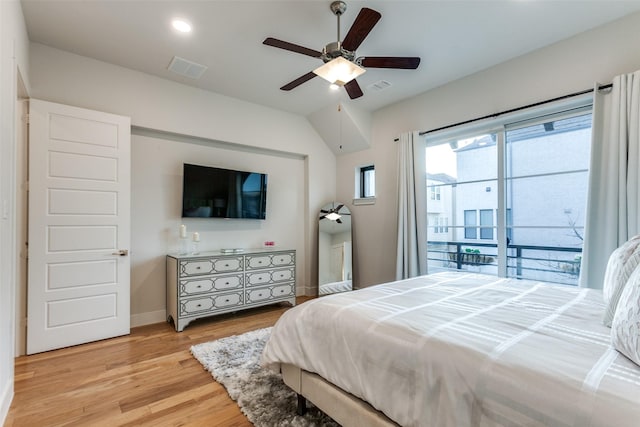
[320, 203, 351, 223]
[263, 1, 421, 100]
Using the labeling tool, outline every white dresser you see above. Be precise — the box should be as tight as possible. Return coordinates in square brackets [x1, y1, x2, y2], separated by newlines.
[166, 249, 296, 331]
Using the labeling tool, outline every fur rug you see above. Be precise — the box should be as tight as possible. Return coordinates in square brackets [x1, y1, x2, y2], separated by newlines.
[191, 327, 339, 426]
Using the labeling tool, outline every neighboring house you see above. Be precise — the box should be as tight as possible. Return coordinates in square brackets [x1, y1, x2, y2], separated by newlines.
[427, 114, 592, 283]
[426, 172, 456, 243]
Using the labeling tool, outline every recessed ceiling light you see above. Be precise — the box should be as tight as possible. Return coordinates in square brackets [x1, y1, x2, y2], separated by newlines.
[329, 84, 340, 91]
[172, 19, 192, 33]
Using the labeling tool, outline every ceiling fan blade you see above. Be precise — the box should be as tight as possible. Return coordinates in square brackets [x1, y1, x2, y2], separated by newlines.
[344, 79, 363, 99]
[360, 56, 421, 69]
[335, 204, 344, 211]
[336, 218, 343, 224]
[280, 71, 317, 91]
[320, 209, 330, 213]
[342, 8, 382, 51]
[263, 37, 322, 58]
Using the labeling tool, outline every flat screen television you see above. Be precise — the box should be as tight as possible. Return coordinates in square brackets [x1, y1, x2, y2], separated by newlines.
[182, 163, 268, 219]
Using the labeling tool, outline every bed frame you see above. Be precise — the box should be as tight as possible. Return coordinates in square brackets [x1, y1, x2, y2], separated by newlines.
[280, 363, 399, 426]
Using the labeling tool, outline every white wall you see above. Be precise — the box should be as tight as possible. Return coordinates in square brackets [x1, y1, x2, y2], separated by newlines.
[0, 0, 30, 422]
[130, 133, 305, 323]
[337, 12, 640, 288]
[28, 43, 336, 327]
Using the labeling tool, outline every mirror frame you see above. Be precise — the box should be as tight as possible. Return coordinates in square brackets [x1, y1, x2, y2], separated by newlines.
[318, 202, 353, 296]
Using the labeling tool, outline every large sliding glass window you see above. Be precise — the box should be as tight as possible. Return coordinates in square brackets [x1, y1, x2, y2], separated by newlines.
[426, 134, 498, 276]
[504, 113, 591, 284]
[425, 104, 592, 286]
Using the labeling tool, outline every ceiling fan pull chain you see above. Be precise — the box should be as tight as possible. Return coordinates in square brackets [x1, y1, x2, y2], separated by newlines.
[337, 8, 342, 47]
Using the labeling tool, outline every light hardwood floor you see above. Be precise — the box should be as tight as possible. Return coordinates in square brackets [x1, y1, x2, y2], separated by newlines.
[5, 298, 311, 427]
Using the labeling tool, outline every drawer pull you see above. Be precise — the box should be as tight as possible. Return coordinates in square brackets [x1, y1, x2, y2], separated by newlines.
[258, 293, 263, 297]
[225, 281, 229, 285]
[224, 264, 229, 267]
[280, 258, 284, 262]
[196, 304, 202, 307]
[225, 299, 230, 303]
[197, 285, 202, 288]
[196, 266, 201, 270]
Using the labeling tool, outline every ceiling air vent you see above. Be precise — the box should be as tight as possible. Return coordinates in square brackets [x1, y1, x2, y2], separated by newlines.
[367, 80, 392, 92]
[167, 56, 208, 79]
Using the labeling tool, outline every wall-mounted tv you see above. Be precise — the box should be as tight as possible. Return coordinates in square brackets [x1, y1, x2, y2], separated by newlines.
[182, 163, 268, 219]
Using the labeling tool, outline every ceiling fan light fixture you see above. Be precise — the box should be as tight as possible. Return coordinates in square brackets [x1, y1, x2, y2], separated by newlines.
[171, 18, 192, 33]
[325, 212, 342, 221]
[313, 56, 365, 86]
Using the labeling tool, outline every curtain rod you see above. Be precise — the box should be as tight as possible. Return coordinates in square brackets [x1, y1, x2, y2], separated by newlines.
[393, 83, 612, 141]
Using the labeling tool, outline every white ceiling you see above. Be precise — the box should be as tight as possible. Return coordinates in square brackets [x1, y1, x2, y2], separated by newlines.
[21, 1, 640, 116]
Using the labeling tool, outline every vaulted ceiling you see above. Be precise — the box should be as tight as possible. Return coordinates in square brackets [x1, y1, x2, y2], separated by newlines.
[21, 1, 640, 117]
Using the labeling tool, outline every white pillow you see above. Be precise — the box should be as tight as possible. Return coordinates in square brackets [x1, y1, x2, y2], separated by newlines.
[602, 235, 640, 327]
[611, 264, 640, 366]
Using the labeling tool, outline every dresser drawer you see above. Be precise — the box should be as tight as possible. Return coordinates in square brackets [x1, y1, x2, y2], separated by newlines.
[271, 267, 294, 283]
[272, 283, 295, 298]
[245, 255, 272, 270]
[245, 251, 295, 270]
[245, 270, 271, 286]
[179, 291, 243, 316]
[245, 283, 294, 304]
[180, 256, 243, 277]
[272, 252, 295, 267]
[179, 274, 243, 296]
[245, 267, 294, 287]
[211, 256, 243, 273]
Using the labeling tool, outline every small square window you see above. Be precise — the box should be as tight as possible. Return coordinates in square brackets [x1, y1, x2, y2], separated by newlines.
[357, 165, 375, 199]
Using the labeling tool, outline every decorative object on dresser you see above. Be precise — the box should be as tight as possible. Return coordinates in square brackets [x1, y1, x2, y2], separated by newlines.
[166, 249, 296, 331]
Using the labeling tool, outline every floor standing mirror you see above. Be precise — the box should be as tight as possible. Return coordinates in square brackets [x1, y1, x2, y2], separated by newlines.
[318, 202, 353, 296]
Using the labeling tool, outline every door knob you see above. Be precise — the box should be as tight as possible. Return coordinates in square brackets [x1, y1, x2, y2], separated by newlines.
[112, 249, 129, 256]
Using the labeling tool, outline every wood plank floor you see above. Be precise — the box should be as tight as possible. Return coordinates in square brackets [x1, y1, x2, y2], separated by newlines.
[5, 298, 311, 427]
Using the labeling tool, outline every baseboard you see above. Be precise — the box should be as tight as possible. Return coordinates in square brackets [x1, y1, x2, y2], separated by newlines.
[130, 309, 167, 328]
[0, 378, 13, 426]
[299, 285, 315, 297]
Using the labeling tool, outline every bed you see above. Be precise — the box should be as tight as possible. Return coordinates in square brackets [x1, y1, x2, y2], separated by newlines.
[261, 271, 640, 427]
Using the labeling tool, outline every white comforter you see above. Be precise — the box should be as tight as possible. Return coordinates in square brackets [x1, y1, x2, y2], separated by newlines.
[261, 272, 640, 427]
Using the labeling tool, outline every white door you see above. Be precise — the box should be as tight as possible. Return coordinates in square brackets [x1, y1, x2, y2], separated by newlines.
[27, 99, 131, 354]
[330, 244, 344, 282]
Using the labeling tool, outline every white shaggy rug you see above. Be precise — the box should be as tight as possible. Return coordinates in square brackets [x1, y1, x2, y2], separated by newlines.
[191, 327, 339, 427]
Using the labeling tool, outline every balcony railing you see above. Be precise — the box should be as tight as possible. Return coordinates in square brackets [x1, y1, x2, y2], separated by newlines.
[427, 240, 583, 286]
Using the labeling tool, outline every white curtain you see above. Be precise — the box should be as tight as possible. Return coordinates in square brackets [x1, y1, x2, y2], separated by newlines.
[396, 131, 427, 280]
[580, 70, 640, 288]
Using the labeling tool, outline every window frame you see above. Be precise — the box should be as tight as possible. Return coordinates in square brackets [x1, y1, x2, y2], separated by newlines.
[464, 210, 477, 239]
[479, 209, 494, 240]
[353, 164, 376, 205]
[360, 165, 375, 198]
[425, 95, 593, 282]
